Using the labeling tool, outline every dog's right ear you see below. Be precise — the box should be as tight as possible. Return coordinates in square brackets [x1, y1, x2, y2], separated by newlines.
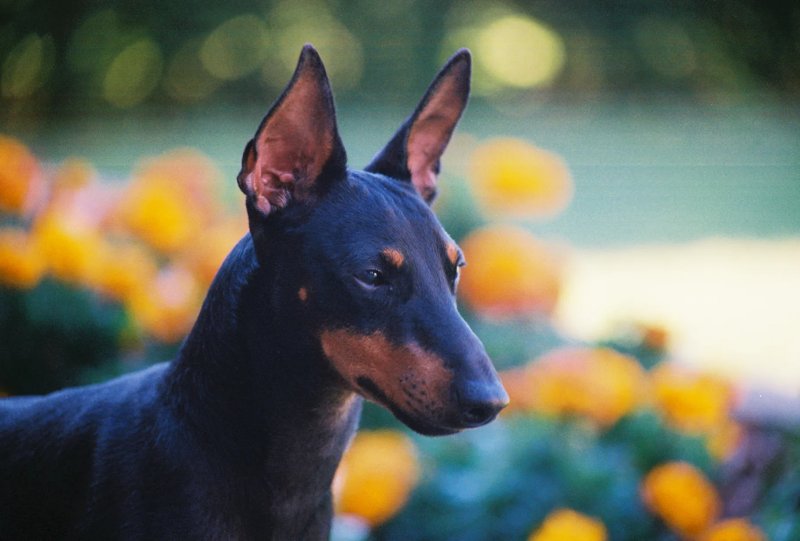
[237, 45, 346, 217]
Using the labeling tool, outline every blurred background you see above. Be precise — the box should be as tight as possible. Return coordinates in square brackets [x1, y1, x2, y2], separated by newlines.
[1, 0, 798, 540]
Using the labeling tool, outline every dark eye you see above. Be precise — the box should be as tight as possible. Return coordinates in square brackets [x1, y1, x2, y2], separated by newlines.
[356, 269, 387, 288]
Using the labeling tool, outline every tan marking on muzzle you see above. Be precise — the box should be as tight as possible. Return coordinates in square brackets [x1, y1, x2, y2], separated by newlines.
[320, 330, 453, 418]
[382, 248, 405, 269]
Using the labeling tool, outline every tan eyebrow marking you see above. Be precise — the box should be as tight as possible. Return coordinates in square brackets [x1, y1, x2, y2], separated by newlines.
[446, 242, 460, 266]
[382, 248, 405, 268]
[298, 287, 309, 302]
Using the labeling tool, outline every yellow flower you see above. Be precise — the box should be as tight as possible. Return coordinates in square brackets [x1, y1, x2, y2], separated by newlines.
[33, 211, 104, 285]
[459, 224, 562, 318]
[700, 518, 766, 541]
[528, 509, 607, 541]
[641, 461, 721, 538]
[0, 227, 46, 288]
[504, 347, 646, 427]
[116, 149, 223, 254]
[89, 241, 158, 304]
[336, 430, 420, 527]
[127, 264, 202, 343]
[0, 135, 42, 215]
[117, 175, 203, 254]
[650, 363, 734, 434]
[179, 217, 247, 288]
[469, 138, 572, 219]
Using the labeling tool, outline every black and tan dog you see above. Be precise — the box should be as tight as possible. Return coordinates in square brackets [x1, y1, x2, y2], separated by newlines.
[0, 45, 508, 540]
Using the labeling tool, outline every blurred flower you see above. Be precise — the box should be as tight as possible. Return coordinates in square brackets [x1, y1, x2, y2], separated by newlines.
[51, 158, 95, 193]
[33, 211, 104, 285]
[699, 518, 766, 541]
[459, 225, 562, 318]
[127, 264, 202, 343]
[469, 138, 572, 219]
[503, 347, 646, 427]
[0, 227, 46, 288]
[116, 149, 222, 254]
[641, 461, 721, 538]
[0, 135, 43, 215]
[336, 430, 420, 527]
[706, 420, 744, 462]
[528, 508, 607, 541]
[179, 217, 247, 288]
[89, 241, 158, 304]
[650, 362, 735, 434]
[639, 323, 670, 352]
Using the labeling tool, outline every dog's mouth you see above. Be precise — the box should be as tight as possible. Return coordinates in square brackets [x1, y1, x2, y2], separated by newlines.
[356, 376, 462, 436]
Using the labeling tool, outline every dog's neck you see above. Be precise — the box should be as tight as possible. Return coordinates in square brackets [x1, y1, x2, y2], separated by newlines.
[165, 234, 361, 534]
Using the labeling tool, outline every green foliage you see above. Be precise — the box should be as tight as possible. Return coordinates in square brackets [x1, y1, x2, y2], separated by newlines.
[0, 280, 127, 394]
[371, 413, 718, 541]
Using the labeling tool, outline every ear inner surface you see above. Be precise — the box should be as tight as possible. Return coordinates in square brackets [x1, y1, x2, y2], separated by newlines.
[237, 45, 345, 217]
[364, 49, 470, 204]
[406, 68, 469, 201]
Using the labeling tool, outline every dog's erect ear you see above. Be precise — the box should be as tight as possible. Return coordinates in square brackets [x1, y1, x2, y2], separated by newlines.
[237, 45, 346, 217]
[365, 49, 470, 203]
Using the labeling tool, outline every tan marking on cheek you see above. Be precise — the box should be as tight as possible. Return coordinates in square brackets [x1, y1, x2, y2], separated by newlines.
[319, 330, 452, 416]
[298, 287, 309, 302]
[446, 243, 459, 266]
[382, 248, 405, 269]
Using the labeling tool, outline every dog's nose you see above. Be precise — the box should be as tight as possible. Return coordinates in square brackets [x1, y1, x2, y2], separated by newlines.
[457, 379, 510, 428]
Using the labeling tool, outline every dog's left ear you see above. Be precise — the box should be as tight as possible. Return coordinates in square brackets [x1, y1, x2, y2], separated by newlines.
[365, 49, 470, 203]
[238, 45, 346, 217]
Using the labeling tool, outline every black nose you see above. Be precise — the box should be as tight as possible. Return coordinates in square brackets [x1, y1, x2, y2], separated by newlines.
[457, 380, 510, 428]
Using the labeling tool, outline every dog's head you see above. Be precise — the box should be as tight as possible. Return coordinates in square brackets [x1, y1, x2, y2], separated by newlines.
[237, 45, 508, 435]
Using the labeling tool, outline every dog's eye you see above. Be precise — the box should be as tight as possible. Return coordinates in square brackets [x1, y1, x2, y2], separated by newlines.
[356, 269, 387, 288]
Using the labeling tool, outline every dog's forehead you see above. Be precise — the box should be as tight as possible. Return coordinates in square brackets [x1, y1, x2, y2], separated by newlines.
[311, 170, 448, 253]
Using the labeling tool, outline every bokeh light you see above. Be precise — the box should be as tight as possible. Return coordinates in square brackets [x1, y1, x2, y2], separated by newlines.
[442, 3, 566, 95]
[634, 17, 697, 80]
[264, 0, 363, 90]
[164, 39, 222, 103]
[477, 15, 566, 89]
[102, 38, 163, 108]
[1, 33, 54, 98]
[199, 15, 270, 81]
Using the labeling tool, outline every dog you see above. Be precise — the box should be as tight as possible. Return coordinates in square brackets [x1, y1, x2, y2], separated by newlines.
[0, 45, 508, 540]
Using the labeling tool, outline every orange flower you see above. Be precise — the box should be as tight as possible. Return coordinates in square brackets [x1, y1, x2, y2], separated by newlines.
[469, 138, 572, 219]
[336, 430, 420, 527]
[127, 264, 202, 343]
[116, 149, 223, 254]
[459, 225, 562, 318]
[0, 135, 42, 215]
[503, 347, 646, 427]
[700, 518, 766, 541]
[528, 509, 607, 541]
[641, 461, 721, 538]
[33, 211, 105, 285]
[0, 227, 46, 288]
[650, 363, 734, 434]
